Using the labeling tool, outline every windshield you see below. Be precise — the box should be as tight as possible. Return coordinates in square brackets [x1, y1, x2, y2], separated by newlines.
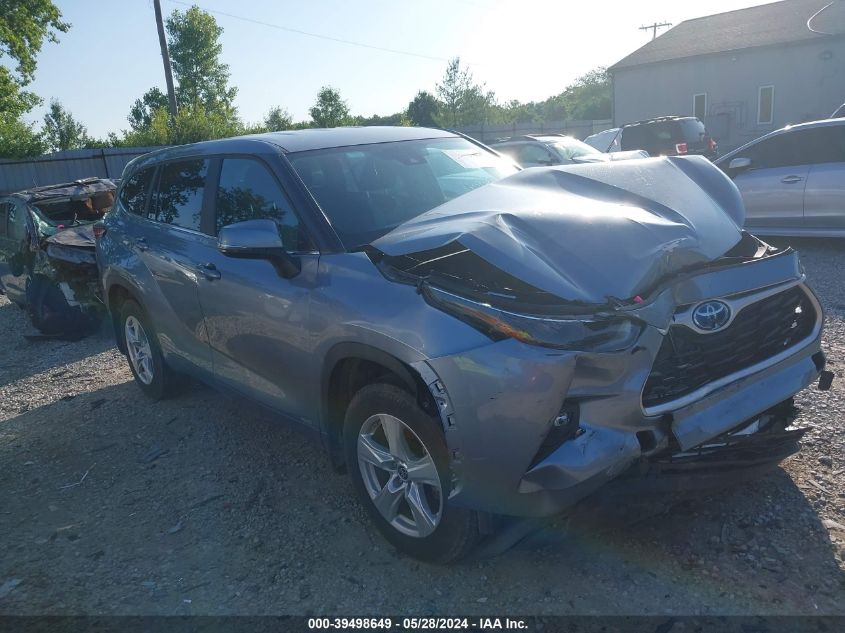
[288, 137, 518, 248]
[545, 137, 601, 160]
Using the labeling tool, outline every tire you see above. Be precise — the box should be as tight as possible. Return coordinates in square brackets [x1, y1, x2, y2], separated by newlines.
[119, 299, 180, 400]
[343, 383, 479, 563]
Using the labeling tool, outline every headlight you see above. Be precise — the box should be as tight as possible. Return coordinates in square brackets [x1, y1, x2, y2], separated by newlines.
[423, 285, 642, 352]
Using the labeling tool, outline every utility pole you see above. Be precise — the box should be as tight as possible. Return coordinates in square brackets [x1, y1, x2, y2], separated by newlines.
[153, 0, 178, 117]
[639, 22, 672, 40]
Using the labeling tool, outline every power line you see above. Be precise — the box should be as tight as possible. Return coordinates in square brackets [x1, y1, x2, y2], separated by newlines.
[164, 0, 457, 64]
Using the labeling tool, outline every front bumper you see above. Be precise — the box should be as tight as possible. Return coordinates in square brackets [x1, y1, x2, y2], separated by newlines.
[417, 250, 824, 517]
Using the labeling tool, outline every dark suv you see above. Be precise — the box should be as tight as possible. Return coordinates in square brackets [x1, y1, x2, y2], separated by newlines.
[593, 116, 718, 160]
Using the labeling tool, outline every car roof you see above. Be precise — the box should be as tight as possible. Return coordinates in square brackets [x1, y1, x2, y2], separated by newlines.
[148, 126, 458, 158]
[4, 177, 116, 203]
[123, 126, 463, 174]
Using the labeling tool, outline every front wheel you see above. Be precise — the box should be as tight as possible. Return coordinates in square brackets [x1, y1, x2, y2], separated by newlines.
[343, 383, 479, 563]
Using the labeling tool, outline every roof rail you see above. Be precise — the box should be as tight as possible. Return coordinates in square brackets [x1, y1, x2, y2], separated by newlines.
[626, 115, 689, 126]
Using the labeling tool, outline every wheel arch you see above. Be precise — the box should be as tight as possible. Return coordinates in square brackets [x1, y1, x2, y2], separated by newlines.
[104, 276, 142, 354]
[321, 342, 438, 471]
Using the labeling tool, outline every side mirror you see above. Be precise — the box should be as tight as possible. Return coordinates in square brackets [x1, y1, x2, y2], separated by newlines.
[728, 157, 752, 172]
[217, 219, 301, 279]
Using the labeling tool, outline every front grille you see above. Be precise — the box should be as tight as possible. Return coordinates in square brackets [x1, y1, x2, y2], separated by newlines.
[642, 286, 816, 409]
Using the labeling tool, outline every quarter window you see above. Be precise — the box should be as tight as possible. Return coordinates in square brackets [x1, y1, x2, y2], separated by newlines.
[119, 167, 156, 216]
[152, 159, 209, 232]
[215, 158, 310, 251]
[758, 86, 774, 125]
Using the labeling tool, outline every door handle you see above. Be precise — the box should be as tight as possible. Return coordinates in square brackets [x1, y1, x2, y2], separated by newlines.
[196, 262, 221, 281]
[781, 175, 804, 184]
[135, 237, 149, 252]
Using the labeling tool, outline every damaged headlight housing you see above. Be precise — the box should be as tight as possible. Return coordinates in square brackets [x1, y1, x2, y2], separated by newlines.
[423, 285, 642, 352]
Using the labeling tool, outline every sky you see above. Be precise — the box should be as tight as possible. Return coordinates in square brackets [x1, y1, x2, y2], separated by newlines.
[24, 0, 772, 137]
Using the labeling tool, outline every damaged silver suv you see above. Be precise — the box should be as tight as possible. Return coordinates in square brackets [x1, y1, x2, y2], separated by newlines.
[96, 127, 826, 563]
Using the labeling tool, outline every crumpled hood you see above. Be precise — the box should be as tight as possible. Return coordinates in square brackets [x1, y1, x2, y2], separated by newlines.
[373, 156, 746, 304]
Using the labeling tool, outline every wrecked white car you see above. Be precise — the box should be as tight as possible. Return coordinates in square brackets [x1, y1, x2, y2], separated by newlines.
[0, 178, 115, 338]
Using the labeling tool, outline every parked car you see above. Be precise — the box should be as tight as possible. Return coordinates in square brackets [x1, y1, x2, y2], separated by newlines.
[97, 127, 826, 563]
[489, 134, 646, 167]
[716, 118, 845, 237]
[587, 116, 718, 159]
[0, 178, 115, 337]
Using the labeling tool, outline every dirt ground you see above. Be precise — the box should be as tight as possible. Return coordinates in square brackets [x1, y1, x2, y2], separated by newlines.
[0, 238, 843, 616]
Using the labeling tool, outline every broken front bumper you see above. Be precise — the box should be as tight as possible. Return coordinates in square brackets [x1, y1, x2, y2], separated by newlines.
[416, 250, 824, 518]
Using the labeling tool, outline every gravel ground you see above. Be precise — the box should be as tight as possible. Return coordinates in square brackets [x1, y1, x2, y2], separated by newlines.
[0, 238, 843, 616]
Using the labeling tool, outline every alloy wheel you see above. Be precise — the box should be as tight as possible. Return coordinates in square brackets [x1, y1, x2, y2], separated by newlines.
[124, 315, 154, 385]
[357, 413, 443, 538]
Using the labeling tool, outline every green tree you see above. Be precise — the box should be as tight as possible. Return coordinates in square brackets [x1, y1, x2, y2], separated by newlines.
[128, 87, 169, 132]
[309, 86, 350, 127]
[42, 99, 88, 152]
[434, 58, 495, 127]
[0, 0, 68, 158]
[166, 5, 237, 112]
[560, 67, 611, 120]
[0, 0, 68, 86]
[356, 111, 405, 126]
[407, 91, 440, 127]
[263, 106, 292, 131]
[435, 58, 471, 127]
[123, 101, 243, 147]
[0, 116, 45, 158]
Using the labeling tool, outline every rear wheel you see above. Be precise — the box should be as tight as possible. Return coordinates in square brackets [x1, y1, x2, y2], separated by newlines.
[119, 299, 181, 400]
[343, 383, 479, 563]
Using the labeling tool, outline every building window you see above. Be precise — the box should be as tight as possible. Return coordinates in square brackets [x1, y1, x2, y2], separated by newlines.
[693, 93, 707, 120]
[758, 85, 774, 125]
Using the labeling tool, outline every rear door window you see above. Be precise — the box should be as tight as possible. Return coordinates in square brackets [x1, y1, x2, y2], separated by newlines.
[152, 159, 209, 232]
[119, 167, 156, 216]
[215, 158, 312, 251]
[621, 124, 653, 151]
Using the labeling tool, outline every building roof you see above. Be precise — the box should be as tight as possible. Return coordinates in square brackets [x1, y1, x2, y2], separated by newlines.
[610, 0, 845, 71]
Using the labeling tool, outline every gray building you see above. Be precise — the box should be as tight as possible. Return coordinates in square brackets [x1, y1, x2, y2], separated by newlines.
[609, 0, 845, 152]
